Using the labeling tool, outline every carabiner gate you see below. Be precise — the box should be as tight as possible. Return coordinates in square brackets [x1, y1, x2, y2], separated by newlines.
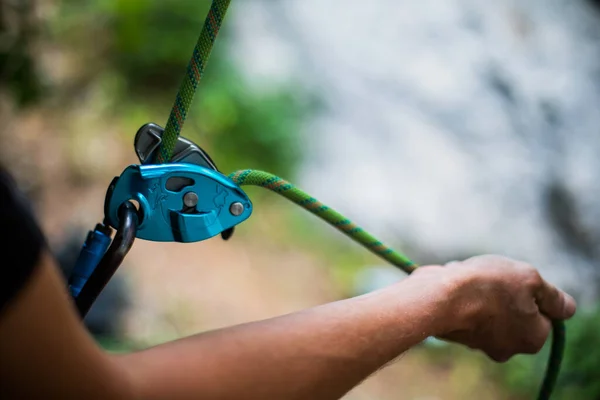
[74, 201, 139, 318]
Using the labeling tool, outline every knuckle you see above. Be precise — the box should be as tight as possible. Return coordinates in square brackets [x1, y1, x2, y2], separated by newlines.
[522, 268, 542, 288]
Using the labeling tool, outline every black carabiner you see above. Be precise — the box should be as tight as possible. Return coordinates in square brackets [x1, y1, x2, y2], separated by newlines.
[75, 201, 139, 318]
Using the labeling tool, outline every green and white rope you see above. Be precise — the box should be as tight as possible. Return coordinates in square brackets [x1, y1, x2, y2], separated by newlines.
[153, 1, 565, 398]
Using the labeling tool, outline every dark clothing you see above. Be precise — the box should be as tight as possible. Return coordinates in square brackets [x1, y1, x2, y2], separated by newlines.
[0, 167, 46, 316]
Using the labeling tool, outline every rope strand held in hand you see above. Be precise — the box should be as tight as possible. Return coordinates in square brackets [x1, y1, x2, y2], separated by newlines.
[228, 169, 565, 400]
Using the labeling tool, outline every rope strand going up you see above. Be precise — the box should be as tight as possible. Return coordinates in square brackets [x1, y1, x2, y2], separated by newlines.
[155, 0, 231, 163]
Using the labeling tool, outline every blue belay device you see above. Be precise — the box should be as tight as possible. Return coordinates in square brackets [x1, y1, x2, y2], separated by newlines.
[104, 163, 252, 243]
[68, 157, 252, 317]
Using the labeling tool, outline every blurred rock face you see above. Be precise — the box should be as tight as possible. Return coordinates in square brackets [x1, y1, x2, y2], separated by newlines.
[233, 0, 600, 300]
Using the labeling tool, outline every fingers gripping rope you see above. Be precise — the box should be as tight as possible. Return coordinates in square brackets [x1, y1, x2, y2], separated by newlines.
[228, 169, 565, 400]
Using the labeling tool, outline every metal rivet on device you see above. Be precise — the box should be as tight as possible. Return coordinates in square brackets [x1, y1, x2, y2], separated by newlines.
[183, 192, 199, 208]
[230, 202, 244, 216]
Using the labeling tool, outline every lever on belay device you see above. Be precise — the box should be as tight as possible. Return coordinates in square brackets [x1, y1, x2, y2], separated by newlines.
[66, 1, 566, 399]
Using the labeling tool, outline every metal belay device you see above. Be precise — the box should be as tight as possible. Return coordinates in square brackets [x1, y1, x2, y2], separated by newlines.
[68, 123, 252, 317]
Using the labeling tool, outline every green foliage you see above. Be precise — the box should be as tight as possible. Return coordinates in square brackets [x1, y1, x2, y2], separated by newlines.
[194, 73, 312, 176]
[53, 0, 315, 178]
[496, 306, 600, 399]
[0, 2, 43, 107]
[92, 0, 216, 94]
[0, 49, 42, 107]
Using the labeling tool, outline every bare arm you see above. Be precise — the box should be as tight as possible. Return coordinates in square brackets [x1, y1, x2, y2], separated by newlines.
[118, 267, 448, 399]
[0, 251, 448, 399]
[0, 252, 135, 399]
[0, 251, 576, 400]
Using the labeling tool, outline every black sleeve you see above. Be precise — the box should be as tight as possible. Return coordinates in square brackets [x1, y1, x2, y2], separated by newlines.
[0, 167, 47, 316]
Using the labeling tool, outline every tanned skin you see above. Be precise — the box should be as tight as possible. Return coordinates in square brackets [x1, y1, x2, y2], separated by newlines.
[0, 252, 576, 399]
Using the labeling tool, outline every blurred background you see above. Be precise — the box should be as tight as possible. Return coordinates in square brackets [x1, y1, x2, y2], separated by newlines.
[1, 0, 600, 398]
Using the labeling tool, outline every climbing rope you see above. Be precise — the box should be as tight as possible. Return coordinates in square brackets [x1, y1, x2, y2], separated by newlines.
[154, 1, 565, 398]
[155, 0, 231, 163]
[229, 169, 418, 272]
[228, 169, 564, 400]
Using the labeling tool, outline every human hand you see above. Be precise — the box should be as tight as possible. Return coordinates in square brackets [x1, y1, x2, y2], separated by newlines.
[412, 255, 576, 362]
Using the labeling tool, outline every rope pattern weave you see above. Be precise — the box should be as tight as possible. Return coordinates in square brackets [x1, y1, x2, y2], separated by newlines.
[155, 0, 231, 163]
[229, 169, 417, 272]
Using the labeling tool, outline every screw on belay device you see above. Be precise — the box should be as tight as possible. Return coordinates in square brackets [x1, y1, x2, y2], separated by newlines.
[66, 1, 566, 399]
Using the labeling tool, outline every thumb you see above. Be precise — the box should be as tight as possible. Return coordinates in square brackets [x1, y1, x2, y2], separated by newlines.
[535, 280, 576, 320]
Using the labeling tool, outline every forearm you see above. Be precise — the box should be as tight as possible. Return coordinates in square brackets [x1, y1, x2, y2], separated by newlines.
[118, 277, 451, 400]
